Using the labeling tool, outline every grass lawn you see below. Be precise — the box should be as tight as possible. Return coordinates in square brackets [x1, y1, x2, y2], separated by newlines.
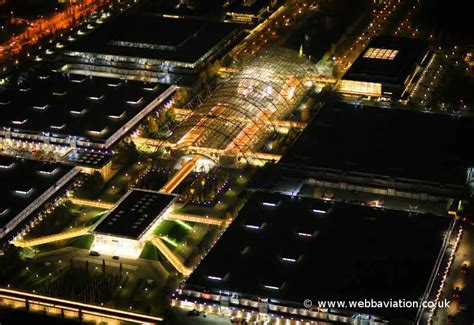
[68, 234, 95, 250]
[139, 242, 160, 261]
[153, 220, 192, 250]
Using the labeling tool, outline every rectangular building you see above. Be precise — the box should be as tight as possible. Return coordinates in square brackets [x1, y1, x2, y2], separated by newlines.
[177, 191, 453, 324]
[0, 71, 175, 150]
[62, 14, 243, 81]
[91, 189, 175, 258]
[261, 102, 474, 201]
[339, 36, 431, 99]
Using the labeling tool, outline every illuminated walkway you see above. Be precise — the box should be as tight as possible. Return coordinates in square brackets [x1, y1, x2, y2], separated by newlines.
[151, 236, 191, 276]
[174, 109, 307, 129]
[218, 68, 337, 85]
[13, 227, 90, 248]
[159, 156, 200, 194]
[132, 136, 171, 148]
[68, 196, 225, 226]
[166, 213, 227, 227]
[0, 288, 163, 323]
[69, 198, 115, 209]
[132, 137, 282, 163]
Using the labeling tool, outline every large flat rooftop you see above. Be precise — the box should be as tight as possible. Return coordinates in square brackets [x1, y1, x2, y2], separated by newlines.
[186, 191, 452, 321]
[65, 13, 241, 66]
[343, 36, 429, 85]
[280, 102, 474, 187]
[0, 155, 75, 230]
[94, 189, 175, 240]
[0, 71, 169, 146]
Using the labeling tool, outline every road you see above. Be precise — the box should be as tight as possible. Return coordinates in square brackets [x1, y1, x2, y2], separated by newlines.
[0, 0, 111, 64]
[232, 0, 316, 61]
[167, 308, 229, 325]
[335, 0, 402, 74]
[432, 221, 474, 325]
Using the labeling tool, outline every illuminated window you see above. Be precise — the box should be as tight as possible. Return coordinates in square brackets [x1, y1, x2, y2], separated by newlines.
[363, 48, 399, 60]
[339, 80, 382, 97]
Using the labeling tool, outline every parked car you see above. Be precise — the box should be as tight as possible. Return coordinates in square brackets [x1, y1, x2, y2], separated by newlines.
[452, 287, 461, 299]
[187, 309, 200, 317]
[461, 262, 470, 275]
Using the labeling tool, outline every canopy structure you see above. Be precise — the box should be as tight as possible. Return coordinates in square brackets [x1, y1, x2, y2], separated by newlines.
[169, 48, 318, 161]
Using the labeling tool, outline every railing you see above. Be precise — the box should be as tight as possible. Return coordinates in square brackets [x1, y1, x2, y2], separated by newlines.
[13, 227, 90, 248]
[69, 198, 115, 209]
[0, 288, 163, 323]
[151, 237, 191, 276]
[166, 213, 226, 227]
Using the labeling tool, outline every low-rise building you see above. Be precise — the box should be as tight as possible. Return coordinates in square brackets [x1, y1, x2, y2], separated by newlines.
[339, 36, 431, 99]
[91, 189, 175, 259]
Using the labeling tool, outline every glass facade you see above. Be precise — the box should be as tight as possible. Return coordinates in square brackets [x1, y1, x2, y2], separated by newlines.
[338, 80, 382, 96]
[363, 48, 399, 60]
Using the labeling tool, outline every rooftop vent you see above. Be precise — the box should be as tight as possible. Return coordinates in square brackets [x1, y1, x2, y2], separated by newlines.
[33, 104, 49, 111]
[11, 119, 27, 125]
[70, 108, 87, 116]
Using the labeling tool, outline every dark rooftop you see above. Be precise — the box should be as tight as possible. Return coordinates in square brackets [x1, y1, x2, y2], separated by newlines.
[94, 189, 175, 240]
[279, 102, 474, 186]
[342, 36, 429, 85]
[63, 149, 113, 169]
[227, 0, 272, 15]
[0, 71, 166, 143]
[186, 191, 451, 321]
[142, 0, 228, 18]
[0, 155, 74, 229]
[65, 14, 241, 65]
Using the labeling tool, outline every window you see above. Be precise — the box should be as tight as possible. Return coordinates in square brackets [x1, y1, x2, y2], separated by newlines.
[339, 80, 382, 96]
[363, 48, 399, 60]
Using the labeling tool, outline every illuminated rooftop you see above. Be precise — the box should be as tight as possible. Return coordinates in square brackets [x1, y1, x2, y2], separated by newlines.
[168, 48, 317, 158]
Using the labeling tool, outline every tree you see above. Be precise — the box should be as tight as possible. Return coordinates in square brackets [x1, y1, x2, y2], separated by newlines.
[114, 140, 139, 166]
[198, 69, 208, 85]
[172, 87, 189, 108]
[147, 116, 159, 135]
[165, 107, 175, 123]
[221, 54, 233, 67]
[75, 172, 104, 199]
[0, 246, 22, 283]
[301, 107, 311, 122]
